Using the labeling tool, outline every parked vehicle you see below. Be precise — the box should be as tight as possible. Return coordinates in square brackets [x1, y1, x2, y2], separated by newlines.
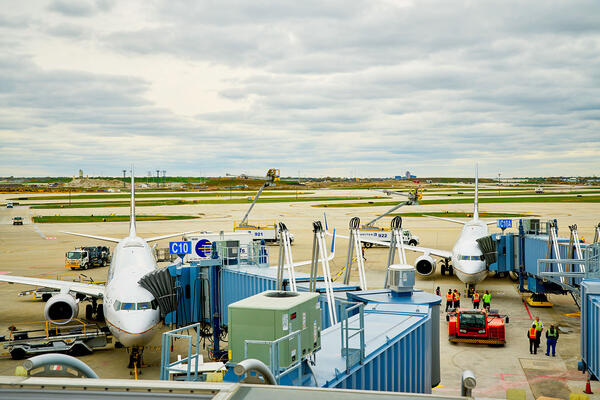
[65, 246, 110, 270]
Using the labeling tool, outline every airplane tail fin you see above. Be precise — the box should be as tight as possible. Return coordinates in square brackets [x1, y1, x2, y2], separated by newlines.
[474, 163, 479, 220]
[129, 166, 136, 237]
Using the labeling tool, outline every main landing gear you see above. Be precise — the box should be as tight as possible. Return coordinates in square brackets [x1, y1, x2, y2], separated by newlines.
[440, 258, 453, 276]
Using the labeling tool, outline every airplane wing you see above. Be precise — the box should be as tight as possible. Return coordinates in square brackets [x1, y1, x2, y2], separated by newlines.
[145, 231, 201, 243]
[325, 230, 452, 259]
[486, 220, 499, 225]
[423, 215, 467, 225]
[0, 275, 105, 298]
[62, 231, 121, 243]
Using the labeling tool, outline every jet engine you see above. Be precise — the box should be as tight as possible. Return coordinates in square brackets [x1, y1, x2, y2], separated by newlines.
[44, 293, 79, 324]
[415, 255, 436, 276]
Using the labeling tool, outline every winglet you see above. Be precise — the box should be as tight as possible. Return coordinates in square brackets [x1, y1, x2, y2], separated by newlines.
[129, 166, 136, 238]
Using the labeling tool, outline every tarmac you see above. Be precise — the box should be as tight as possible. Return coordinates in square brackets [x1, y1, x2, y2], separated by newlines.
[0, 188, 598, 399]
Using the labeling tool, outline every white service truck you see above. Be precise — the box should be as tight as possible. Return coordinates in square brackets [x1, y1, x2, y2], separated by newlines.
[359, 227, 419, 248]
[233, 222, 294, 244]
[182, 232, 258, 263]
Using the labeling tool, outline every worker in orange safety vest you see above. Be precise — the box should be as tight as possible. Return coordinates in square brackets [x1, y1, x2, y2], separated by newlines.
[453, 290, 461, 309]
[472, 291, 480, 309]
[528, 324, 539, 354]
[445, 290, 453, 312]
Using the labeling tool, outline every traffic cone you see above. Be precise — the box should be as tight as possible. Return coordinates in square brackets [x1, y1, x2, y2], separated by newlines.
[584, 377, 593, 394]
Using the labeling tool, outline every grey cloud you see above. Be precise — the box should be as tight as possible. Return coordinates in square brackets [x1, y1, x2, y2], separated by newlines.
[48, 0, 95, 17]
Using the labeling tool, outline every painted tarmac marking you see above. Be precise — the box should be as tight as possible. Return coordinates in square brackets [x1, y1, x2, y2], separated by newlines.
[523, 299, 533, 320]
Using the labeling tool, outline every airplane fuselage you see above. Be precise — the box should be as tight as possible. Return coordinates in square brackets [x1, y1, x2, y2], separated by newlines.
[103, 236, 161, 347]
[450, 219, 489, 285]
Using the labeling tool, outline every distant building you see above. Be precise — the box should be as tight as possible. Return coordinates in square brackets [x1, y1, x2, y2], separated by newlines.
[78, 169, 83, 178]
[395, 170, 417, 180]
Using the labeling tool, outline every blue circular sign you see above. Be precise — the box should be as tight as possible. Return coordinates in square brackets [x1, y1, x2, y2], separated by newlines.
[195, 239, 212, 258]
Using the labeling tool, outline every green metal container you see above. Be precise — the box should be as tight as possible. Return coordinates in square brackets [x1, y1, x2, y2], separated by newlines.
[228, 290, 321, 368]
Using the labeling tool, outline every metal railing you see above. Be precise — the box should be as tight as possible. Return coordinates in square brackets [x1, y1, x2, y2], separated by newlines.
[243, 330, 302, 383]
[537, 243, 600, 289]
[340, 301, 365, 372]
[160, 323, 202, 381]
[215, 244, 269, 267]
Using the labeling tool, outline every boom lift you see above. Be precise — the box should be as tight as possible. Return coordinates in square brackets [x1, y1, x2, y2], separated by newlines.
[234, 169, 293, 244]
[359, 187, 422, 247]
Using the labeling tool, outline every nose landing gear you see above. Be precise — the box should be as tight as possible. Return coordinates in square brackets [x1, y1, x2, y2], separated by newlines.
[128, 346, 145, 378]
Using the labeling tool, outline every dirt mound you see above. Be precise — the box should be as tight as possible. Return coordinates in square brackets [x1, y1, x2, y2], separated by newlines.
[64, 178, 125, 188]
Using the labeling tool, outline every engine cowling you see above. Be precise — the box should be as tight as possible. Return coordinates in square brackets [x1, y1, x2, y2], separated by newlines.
[415, 255, 436, 276]
[44, 293, 79, 324]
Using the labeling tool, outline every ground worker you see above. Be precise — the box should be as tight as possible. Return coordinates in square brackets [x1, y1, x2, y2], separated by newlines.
[453, 289, 461, 309]
[546, 324, 559, 356]
[361, 245, 366, 261]
[533, 316, 544, 350]
[436, 287, 441, 297]
[446, 290, 453, 312]
[472, 291, 480, 309]
[482, 290, 491, 310]
[528, 324, 538, 354]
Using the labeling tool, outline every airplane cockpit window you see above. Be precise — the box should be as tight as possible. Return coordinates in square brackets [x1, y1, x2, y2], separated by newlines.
[137, 302, 152, 310]
[459, 255, 482, 261]
[115, 301, 157, 310]
[120, 302, 135, 310]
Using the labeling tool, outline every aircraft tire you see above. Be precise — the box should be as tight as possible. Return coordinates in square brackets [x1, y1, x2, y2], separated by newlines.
[86, 304, 93, 320]
[448, 266, 454, 276]
[10, 348, 26, 360]
[441, 265, 446, 276]
[408, 240, 417, 246]
[364, 242, 373, 248]
[96, 304, 104, 322]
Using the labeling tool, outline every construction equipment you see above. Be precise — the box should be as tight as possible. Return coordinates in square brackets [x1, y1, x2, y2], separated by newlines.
[1, 319, 111, 360]
[359, 187, 422, 247]
[234, 169, 292, 244]
[65, 246, 110, 270]
[446, 308, 508, 345]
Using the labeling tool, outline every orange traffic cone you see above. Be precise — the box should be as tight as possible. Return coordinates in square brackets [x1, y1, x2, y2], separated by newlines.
[584, 377, 593, 394]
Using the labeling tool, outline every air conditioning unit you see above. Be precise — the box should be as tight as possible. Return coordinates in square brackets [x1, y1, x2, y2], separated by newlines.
[387, 264, 415, 295]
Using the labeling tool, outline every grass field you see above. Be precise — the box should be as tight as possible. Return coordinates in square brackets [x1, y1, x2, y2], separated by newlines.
[10, 191, 311, 201]
[389, 211, 535, 218]
[27, 196, 383, 209]
[314, 195, 600, 208]
[33, 215, 201, 223]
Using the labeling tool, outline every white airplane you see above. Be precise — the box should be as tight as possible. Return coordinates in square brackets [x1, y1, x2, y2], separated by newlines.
[0, 171, 196, 366]
[331, 166, 496, 288]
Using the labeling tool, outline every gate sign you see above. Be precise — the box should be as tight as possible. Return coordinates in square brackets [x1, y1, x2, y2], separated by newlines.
[169, 241, 192, 255]
[497, 219, 512, 229]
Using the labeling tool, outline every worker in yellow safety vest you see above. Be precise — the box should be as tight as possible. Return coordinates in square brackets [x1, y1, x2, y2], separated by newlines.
[482, 290, 491, 310]
[453, 290, 460, 309]
[445, 290, 453, 312]
[533, 316, 544, 350]
[527, 324, 538, 354]
[545, 324, 559, 356]
[472, 291, 480, 309]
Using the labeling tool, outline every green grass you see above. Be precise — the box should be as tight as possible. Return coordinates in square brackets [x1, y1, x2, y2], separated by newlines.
[33, 215, 201, 223]
[10, 191, 312, 201]
[27, 196, 383, 209]
[314, 195, 600, 208]
[389, 212, 535, 218]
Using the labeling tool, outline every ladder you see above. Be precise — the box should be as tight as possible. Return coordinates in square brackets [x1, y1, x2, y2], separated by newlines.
[343, 217, 368, 290]
[384, 216, 409, 288]
[309, 221, 337, 325]
[276, 222, 297, 292]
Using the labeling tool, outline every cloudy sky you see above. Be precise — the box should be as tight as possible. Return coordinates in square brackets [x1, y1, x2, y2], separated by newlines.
[1, 0, 599, 178]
